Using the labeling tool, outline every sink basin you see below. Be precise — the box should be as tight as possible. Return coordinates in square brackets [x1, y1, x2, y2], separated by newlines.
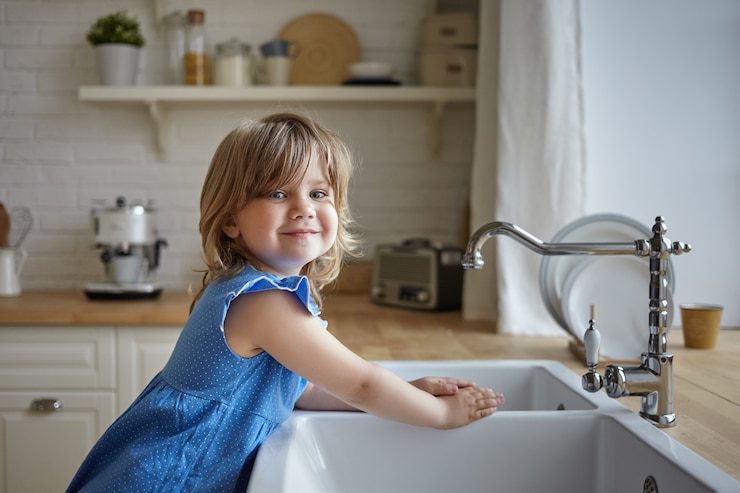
[246, 360, 739, 493]
[373, 360, 610, 411]
[247, 412, 738, 493]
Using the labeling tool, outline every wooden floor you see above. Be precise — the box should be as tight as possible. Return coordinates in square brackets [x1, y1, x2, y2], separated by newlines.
[322, 294, 740, 482]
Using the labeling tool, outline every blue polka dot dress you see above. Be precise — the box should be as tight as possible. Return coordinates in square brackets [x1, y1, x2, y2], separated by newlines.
[66, 266, 321, 493]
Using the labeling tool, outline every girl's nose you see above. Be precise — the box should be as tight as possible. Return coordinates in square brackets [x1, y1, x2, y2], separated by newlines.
[290, 197, 315, 219]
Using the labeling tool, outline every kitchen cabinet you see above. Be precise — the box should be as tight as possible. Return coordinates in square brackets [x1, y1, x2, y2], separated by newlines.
[0, 325, 180, 493]
[77, 85, 476, 158]
[0, 327, 117, 493]
[117, 326, 180, 414]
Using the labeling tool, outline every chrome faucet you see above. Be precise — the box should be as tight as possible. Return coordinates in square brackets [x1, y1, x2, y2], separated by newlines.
[462, 216, 691, 427]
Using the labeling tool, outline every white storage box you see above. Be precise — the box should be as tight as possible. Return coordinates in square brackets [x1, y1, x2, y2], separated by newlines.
[423, 13, 478, 47]
[419, 47, 477, 86]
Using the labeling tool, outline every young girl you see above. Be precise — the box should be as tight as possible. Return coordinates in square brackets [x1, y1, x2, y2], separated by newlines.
[67, 113, 504, 492]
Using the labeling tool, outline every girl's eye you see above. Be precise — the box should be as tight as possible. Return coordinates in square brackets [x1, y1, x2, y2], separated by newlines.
[310, 190, 328, 199]
[269, 191, 286, 200]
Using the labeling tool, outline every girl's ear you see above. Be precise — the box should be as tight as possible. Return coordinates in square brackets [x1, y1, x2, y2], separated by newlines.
[222, 215, 240, 239]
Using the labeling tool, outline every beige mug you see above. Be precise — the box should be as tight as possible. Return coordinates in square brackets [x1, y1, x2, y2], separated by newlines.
[681, 303, 723, 349]
[258, 56, 292, 86]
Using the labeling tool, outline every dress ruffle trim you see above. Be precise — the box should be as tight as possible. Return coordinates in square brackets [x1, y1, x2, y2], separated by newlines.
[225, 267, 325, 327]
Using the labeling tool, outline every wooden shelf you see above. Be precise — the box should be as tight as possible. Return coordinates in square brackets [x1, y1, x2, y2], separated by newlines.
[78, 85, 475, 103]
[78, 85, 476, 158]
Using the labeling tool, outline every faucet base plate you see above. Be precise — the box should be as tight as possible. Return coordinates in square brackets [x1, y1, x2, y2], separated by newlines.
[641, 411, 676, 428]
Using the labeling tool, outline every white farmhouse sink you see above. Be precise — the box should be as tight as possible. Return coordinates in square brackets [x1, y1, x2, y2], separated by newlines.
[246, 360, 739, 493]
[374, 360, 608, 411]
[248, 412, 738, 493]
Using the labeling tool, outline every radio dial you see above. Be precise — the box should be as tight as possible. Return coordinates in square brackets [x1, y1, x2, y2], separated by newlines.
[371, 285, 385, 299]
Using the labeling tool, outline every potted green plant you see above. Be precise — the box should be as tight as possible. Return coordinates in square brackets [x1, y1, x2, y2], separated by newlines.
[87, 10, 146, 86]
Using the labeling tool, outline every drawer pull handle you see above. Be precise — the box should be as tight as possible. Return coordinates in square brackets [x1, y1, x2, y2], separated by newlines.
[30, 398, 63, 412]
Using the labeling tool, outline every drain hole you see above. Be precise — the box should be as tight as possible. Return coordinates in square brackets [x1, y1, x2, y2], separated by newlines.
[643, 475, 658, 493]
[556, 403, 566, 411]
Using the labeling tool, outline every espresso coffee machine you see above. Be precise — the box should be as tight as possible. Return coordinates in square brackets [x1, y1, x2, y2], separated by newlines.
[84, 196, 168, 300]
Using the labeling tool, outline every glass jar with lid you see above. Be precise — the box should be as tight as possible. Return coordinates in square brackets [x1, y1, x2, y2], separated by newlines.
[184, 9, 209, 85]
[213, 38, 254, 86]
[161, 11, 185, 84]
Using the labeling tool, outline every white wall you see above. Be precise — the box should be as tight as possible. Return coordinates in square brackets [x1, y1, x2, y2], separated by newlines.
[0, 0, 474, 292]
[582, 0, 740, 326]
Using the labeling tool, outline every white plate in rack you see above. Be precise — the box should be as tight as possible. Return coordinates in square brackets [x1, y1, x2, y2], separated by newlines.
[538, 213, 675, 336]
[560, 255, 674, 360]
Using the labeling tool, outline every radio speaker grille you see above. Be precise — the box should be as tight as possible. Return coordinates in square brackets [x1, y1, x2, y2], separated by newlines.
[377, 254, 431, 283]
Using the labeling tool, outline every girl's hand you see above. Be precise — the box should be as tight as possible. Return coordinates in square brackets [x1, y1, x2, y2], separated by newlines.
[409, 376, 476, 396]
[436, 386, 505, 430]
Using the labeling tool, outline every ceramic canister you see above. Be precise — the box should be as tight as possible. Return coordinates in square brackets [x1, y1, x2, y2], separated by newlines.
[0, 247, 27, 296]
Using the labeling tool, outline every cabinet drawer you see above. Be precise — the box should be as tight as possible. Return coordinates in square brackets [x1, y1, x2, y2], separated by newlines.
[0, 391, 116, 493]
[0, 327, 115, 390]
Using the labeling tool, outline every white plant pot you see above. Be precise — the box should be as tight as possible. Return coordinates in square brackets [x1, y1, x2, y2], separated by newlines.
[95, 43, 141, 86]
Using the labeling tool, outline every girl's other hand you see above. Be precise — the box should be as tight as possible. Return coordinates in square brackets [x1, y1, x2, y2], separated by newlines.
[409, 376, 476, 396]
[437, 386, 505, 430]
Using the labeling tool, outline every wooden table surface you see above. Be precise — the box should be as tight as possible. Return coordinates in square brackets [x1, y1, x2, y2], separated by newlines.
[1, 291, 738, 481]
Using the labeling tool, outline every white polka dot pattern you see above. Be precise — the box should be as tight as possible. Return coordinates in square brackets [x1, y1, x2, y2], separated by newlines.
[66, 266, 320, 492]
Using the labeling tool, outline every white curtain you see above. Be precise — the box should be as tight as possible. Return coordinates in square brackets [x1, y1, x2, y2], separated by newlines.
[463, 0, 587, 335]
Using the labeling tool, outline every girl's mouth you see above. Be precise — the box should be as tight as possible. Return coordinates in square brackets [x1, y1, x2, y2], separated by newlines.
[283, 230, 318, 238]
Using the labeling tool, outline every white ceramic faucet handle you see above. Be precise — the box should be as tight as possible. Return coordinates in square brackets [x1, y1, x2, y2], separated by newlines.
[583, 305, 600, 367]
[584, 326, 601, 367]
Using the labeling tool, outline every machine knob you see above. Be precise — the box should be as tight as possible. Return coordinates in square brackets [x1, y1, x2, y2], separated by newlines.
[371, 285, 385, 300]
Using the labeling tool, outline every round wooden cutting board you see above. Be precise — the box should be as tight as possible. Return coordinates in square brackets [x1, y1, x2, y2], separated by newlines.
[278, 13, 361, 85]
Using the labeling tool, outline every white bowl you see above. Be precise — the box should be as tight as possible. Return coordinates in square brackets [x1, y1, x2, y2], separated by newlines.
[348, 61, 394, 79]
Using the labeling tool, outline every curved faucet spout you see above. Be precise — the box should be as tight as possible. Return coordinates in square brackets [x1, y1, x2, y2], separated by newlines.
[461, 221, 638, 269]
[462, 216, 691, 428]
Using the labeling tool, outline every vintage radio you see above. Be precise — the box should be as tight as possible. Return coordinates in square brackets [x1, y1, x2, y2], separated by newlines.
[371, 238, 463, 310]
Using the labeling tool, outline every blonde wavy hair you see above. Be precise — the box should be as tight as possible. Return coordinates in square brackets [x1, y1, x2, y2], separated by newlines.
[191, 112, 360, 311]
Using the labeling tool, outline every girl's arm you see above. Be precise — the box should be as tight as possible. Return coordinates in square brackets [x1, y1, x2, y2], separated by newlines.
[295, 377, 475, 411]
[224, 290, 503, 429]
[295, 382, 358, 411]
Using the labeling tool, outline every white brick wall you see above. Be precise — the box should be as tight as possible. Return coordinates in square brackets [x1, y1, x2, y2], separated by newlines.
[0, 0, 475, 292]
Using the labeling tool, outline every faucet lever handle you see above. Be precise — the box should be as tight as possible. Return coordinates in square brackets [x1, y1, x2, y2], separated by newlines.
[583, 313, 600, 368]
[581, 305, 604, 393]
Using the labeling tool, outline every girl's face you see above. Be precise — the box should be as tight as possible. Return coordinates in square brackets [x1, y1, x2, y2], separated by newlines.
[223, 153, 339, 277]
